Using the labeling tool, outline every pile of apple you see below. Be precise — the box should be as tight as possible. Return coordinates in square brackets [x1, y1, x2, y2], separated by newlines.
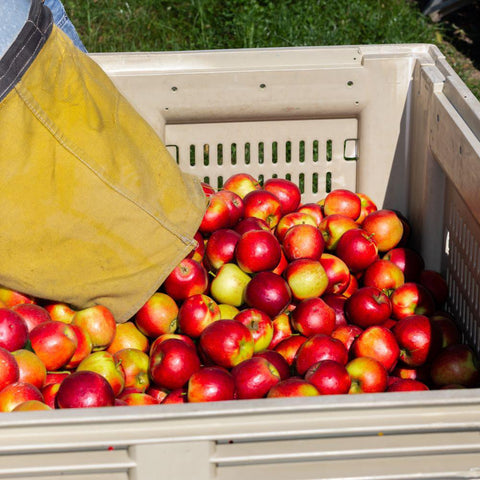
[0, 173, 479, 412]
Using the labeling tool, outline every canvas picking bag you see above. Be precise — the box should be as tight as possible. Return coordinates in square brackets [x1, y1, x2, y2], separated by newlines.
[0, 1, 206, 322]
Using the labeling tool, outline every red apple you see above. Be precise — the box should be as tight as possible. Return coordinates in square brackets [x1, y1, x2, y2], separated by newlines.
[117, 392, 159, 406]
[234, 308, 274, 353]
[419, 269, 449, 308]
[204, 228, 241, 271]
[272, 248, 289, 276]
[355, 192, 377, 224]
[344, 286, 392, 328]
[296, 203, 324, 226]
[346, 356, 388, 394]
[0, 381, 44, 412]
[12, 349, 46, 390]
[320, 253, 351, 295]
[145, 385, 169, 403]
[71, 305, 117, 351]
[244, 271, 292, 318]
[318, 214, 358, 250]
[0, 347, 19, 391]
[331, 324, 364, 352]
[269, 312, 293, 349]
[198, 192, 231, 234]
[149, 338, 201, 390]
[295, 333, 348, 376]
[430, 344, 480, 388]
[387, 378, 429, 392]
[284, 258, 329, 301]
[209, 263, 251, 307]
[231, 356, 280, 399]
[352, 326, 400, 372]
[56, 371, 115, 409]
[223, 173, 260, 199]
[0, 308, 28, 352]
[201, 181, 216, 197]
[216, 189, 245, 227]
[254, 350, 291, 380]
[0, 288, 34, 308]
[30, 321, 78, 371]
[342, 273, 359, 298]
[44, 302, 77, 324]
[162, 258, 209, 301]
[134, 292, 179, 338]
[335, 228, 379, 273]
[322, 294, 348, 328]
[199, 319, 254, 368]
[282, 224, 325, 261]
[273, 334, 308, 366]
[106, 322, 149, 356]
[161, 388, 188, 404]
[305, 360, 351, 395]
[290, 298, 336, 337]
[187, 366, 236, 403]
[267, 377, 320, 398]
[149, 333, 196, 352]
[186, 230, 206, 263]
[178, 293, 221, 338]
[323, 189, 361, 220]
[390, 282, 436, 319]
[392, 314, 432, 367]
[113, 348, 150, 394]
[264, 178, 302, 215]
[362, 259, 405, 294]
[11, 304, 52, 332]
[430, 311, 461, 349]
[391, 364, 431, 383]
[382, 247, 425, 282]
[275, 212, 317, 242]
[362, 209, 404, 252]
[234, 216, 270, 236]
[243, 189, 283, 229]
[235, 229, 282, 273]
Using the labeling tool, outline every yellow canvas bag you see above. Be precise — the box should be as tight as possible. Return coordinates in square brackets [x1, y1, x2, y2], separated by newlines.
[0, 2, 206, 322]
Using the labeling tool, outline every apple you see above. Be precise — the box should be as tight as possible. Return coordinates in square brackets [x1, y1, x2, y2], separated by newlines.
[44, 302, 77, 324]
[162, 258, 209, 301]
[186, 230, 206, 263]
[346, 356, 388, 394]
[30, 321, 78, 371]
[275, 212, 317, 242]
[322, 294, 347, 328]
[344, 286, 392, 328]
[210, 263, 251, 307]
[430, 344, 480, 388]
[331, 324, 363, 352]
[11, 304, 52, 331]
[113, 348, 150, 393]
[199, 319, 254, 368]
[318, 214, 358, 250]
[392, 314, 432, 367]
[269, 312, 294, 349]
[264, 178, 301, 215]
[284, 258, 329, 301]
[430, 311, 461, 349]
[391, 364, 431, 383]
[55, 371, 115, 409]
[0, 308, 28, 352]
[295, 333, 349, 376]
[320, 253, 351, 295]
[149, 338, 201, 390]
[0, 347, 19, 391]
[145, 385, 169, 403]
[290, 298, 336, 337]
[216, 189, 245, 227]
[149, 333, 196, 353]
[242, 189, 283, 229]
[77, 351, 125, 397]
[0, 288, 34, 307]
[222, 173, 260, 199]
[0, 382, 44, 412]
[218, 303, 240, 319]
[178, 293, 221, 338]
[13, 400, 51, 411]
[273, 334, 308, 365]
[41, 383, 61, 409]
[71, 305, 117, 351]
[244, 271, 292, 318]
[387, 378, 429, 392]
[45, 371, 70, 387]
[382, 247, 425, 282]
[355, 192, 377, 224]
[352, 326, 400, 372]
[12, 349, 47, 390]
[282, 223, 325, 261]
[305, 360, 352, 395]
[234, 308, 274, 353]
[362, 209, 404, 252]
[231, 357, 280, 399]
[161, 388, 188, 404]
[117, 392, 159, 406]
[362, 259, 405, 294]
[335, 228, 379, 273]
[390, 282, 436, 319]
[187, 366, 236, 403]
[323, 189, 361, 220]
[204, 228, 241, 271]
[296, 203, 324, 226]
[235, 229, 282, 273]
[419, 269, 449, 308]
[201, 181, 216, 197]
[254, 350, 291, 380]
[342, 273, 359, 298]
[134, 292, 179, 338]
[234, 216, 270, 236]
[198, 192, 231, 234]
[272, 248, 289, 276]
[267, 377, 320, 398]
[106, 322, 149, 356]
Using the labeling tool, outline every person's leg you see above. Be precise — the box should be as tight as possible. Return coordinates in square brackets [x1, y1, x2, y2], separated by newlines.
[0, 0, 31, 59]
[44, 0, 87, 52]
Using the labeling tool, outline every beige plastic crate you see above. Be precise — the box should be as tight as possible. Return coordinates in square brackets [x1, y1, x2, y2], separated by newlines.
[1, 44, 480, 480]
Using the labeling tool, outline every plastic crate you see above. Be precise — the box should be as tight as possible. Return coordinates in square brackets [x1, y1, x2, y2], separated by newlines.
[1, 44, 480, 480]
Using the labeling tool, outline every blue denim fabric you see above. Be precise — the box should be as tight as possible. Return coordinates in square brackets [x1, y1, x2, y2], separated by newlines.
[0, 0, 30, 59]
[44, 0, 87, 52]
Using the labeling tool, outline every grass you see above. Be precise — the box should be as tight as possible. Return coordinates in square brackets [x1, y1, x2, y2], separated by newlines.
[63, 0, 479, 98]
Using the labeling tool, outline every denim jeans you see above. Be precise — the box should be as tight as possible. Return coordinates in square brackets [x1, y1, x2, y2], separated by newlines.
[44, 0, 87, 52]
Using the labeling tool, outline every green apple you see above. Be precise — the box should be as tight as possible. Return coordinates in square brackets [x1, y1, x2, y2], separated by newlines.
[210, 263, 251, 307]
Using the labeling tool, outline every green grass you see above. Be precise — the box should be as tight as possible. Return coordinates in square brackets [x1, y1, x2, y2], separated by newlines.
[63, 0, 479, 98]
